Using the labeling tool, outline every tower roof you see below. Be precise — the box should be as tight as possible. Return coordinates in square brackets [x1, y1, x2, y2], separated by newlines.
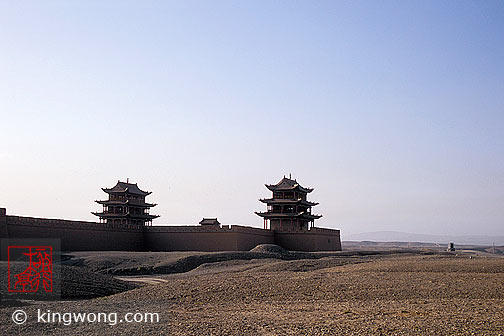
[259, 198, 319, 206]
[91, 212, 160, 220]
[255, 211, 322, 220]
[102, 181, 152, 196]
[199, 218, 220, 226]
[265, 177, 313, 193]
[95, 199, 157, 208]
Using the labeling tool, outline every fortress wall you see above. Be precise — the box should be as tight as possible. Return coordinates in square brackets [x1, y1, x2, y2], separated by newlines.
[4, 214, 143, 251]
[143, 226, 239, 251]
[1, 208, 340, 252]
[310, 227, 342, 251]
[274, 231, 316, 252]
[232, 225, 275, 250]
[143, 225, 275, 251]
[0, 208, 8, 239]
[274, 227, 341, 252]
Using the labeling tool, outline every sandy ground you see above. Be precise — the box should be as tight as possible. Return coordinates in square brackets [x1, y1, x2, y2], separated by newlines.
[1, 249, 504, 335]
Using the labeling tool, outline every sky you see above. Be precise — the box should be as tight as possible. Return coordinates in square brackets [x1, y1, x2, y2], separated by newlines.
[0, 1, 503, 237]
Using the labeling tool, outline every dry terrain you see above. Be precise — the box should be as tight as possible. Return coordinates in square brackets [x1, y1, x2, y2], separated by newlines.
[1, 247, 504, 335]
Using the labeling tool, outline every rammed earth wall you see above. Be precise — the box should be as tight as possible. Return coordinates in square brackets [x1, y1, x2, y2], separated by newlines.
[144, 225, 276, 251]
[273, 227, 342, 251]
[0, 208, 341, 252]
[2, 213, 144, 251]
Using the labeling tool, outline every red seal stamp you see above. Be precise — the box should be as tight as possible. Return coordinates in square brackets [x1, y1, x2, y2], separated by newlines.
[7, 246, 53, 293]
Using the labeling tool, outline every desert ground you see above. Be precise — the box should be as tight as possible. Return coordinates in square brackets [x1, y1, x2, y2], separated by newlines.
[1, 245, 504, 335]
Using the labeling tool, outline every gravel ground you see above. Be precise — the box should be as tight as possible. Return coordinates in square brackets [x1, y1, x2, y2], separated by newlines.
[0, 262, 136, 301]
[61, 246, 433, 276]
[1, 253, 503, 335]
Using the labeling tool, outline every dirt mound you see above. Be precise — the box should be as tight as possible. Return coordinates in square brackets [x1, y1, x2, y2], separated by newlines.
[250, 244, 288, 255]
[62, 251, 210, 274]
[0, 262, 137, 302]
[59, 265, 137, 299]
[64, 251, 286, 276]
[60, 249, 428, 277]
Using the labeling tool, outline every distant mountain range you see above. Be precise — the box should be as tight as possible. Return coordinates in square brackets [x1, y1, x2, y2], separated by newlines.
[344, 231, 504, 246]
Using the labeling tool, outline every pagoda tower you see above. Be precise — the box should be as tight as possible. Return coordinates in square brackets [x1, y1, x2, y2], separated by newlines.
[255, 176, 322, 231]
[92, 180, 159, 226]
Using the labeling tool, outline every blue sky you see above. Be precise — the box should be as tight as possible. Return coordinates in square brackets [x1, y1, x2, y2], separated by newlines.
[0, 1, 503, 236]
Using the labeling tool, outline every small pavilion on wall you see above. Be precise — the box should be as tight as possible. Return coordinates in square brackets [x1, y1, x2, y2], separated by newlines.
[92, 180, 159, 226]
[255, 176, 322, 231]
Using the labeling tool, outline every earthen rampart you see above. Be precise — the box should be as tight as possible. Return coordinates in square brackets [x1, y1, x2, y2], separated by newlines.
[1, 211, 143, 251]
[274, 227, 341, 251]
[0, 208, 340, 252]
[143, 225, 275, 251]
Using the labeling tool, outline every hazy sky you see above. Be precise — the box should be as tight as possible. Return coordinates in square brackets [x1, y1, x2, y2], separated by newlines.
[1, 1, 503, 237]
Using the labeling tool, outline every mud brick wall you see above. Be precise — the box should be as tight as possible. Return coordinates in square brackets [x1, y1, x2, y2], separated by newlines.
[143, 225, 275, 251]
[274, 227, 341, 252]
[0, 208, 340, 252]
[2, 210, 143, 251]
[0, 208, 7, 239]
[233, 225, 275, 250]
[144, 226, 239, 251]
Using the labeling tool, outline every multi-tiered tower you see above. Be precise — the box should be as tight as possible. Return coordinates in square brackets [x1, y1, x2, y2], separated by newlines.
[255, 176, 322, 231]
[92, 180, 159, 226]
